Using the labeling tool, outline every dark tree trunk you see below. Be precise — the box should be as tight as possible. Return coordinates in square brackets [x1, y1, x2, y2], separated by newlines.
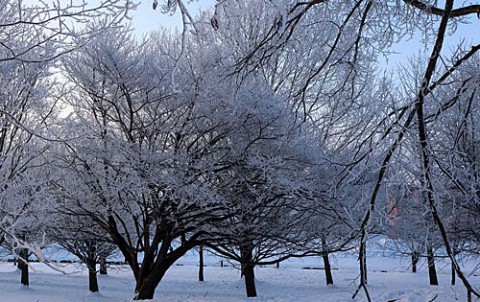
[323, 252, 334, 285]
[451, 262, 456, 286]
[451, 248, 458, 286]
[360, 241, 367, 284]
[321, 239, 333, 285]
[198, 245, 204, 282]
[135, 277, 158, 300]
[412, 251, 420, 273]
[427, 247, 438, 286]
[87, 257, 99, 293]
[451, 247, 458, 286]
[240, 246, 257, 297]
[99, 256, 108, 275]
[134, 264, 171, 300]
[18, 248, 29, 287]
[133, 254, 180, 300]
[243, 262, 256, 297]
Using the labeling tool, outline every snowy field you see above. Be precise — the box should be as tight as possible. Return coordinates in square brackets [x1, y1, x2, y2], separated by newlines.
[1, 251, 479, 302]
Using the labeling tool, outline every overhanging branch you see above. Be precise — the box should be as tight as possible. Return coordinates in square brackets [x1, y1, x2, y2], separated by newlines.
[403, 0, 480, 17]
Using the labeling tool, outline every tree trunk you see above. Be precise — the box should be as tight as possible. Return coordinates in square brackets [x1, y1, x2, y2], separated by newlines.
[427, 247, 438, 286]
[84, 242, 100, 293]
[323, 252, 334, 285]
[134, 277, 158, 300]
[109, 215, 197, 301]
[451, 262, 456, 286]
[412, 251, 420, 273]
[451, 248, 458, 286]
[360, 241, 367, 284]
[243, 262, 257, 297]
[198, 245, 204, 282]
[451, 248, 457, 286]
[240, 246, 257, 297]
[17, 248, 29, 287]
[87, 257, 99, 293]
[99, 256, 108, 275]
[133, 259, 173, 300]
[321, 238, 333, 285]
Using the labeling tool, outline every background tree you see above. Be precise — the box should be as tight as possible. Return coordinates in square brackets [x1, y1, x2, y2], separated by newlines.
[46, 212, 117, 293]
[425, 52, 480, 286]
[0, 0, 135, 287]
[207, 92, 329, 297]
[1, 166, 52, 287]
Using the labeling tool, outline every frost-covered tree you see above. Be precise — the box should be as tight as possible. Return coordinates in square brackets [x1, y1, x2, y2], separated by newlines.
[205, 80, 331, 297]
[188, 1, 393, 292]
[55, 26, 255, 300]
[174, 7, 366, 294]
[0, 41, 56, 288]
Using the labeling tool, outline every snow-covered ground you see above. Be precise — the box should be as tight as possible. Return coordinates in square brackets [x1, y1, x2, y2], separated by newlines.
[0, 251, 479, 301]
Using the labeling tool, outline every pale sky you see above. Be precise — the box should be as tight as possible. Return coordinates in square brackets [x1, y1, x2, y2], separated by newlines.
[384, 18, 479, 72]
[130, 0, 215, 37]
